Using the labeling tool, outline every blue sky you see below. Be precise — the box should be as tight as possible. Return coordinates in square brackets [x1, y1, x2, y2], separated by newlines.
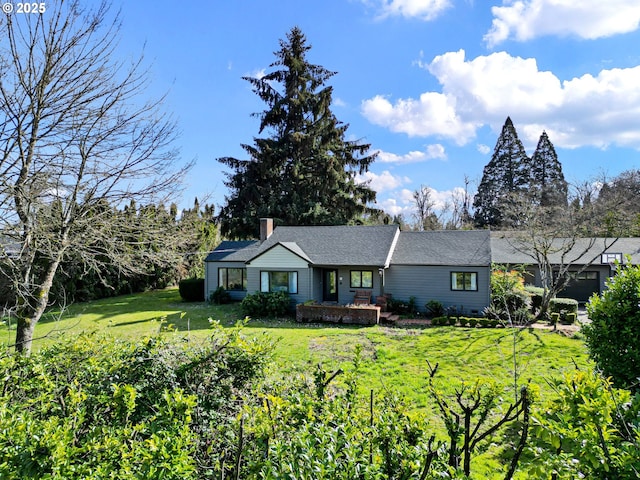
[117, 0, 640, 220]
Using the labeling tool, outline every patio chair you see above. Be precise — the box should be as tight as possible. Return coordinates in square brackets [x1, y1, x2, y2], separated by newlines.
[353, 289, 372, 305]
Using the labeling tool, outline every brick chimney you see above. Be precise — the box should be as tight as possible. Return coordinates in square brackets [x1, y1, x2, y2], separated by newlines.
[260, 218, 273, 242]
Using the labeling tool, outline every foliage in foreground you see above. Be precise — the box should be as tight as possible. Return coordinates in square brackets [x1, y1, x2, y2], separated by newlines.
[584, 262, 640, 392]
[0, 321, 638, 479]
[0, 327, 273, 479]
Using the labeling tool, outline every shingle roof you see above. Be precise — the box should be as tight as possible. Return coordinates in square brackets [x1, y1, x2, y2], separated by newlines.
[490, 232, 640, 265]
[204, 240, 259, 262]
[391, 230, 492, 265]
[249, 224, 400, 266]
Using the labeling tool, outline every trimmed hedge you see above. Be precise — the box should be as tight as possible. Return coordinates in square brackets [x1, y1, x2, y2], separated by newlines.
[178, 278, 205, 302]
[549, 297, 578, 315]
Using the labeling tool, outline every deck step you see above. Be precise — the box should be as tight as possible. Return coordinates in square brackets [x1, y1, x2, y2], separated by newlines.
[379, 312, 400, 324]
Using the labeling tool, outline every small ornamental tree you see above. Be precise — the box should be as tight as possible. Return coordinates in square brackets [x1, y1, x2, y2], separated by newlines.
[584, 262, 640, 392]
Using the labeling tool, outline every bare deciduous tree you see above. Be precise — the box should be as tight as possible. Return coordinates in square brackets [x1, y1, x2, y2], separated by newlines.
[412, 184, 441, 230]
[0, 2, 190, 353]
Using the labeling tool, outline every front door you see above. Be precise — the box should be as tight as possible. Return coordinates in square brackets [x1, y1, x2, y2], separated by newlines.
[323, 269, 338, 302]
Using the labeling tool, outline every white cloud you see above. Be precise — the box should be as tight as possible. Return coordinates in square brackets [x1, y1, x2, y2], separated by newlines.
[362, 49, 640, 150]
[333, 97, 347, 107]
[356, 170, 411, 192]
[485, 0, 640, 47]
[373, 0, 452, 21]
[376, 144, 446, 163]
[361, 92, 478, 144]
[477, 144, 490, 154]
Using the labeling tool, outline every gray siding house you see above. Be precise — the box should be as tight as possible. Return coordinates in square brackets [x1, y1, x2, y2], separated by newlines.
[204, 219, 493, 313]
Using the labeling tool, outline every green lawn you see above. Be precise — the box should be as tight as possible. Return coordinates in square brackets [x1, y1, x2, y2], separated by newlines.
[0, 287, 590, 410]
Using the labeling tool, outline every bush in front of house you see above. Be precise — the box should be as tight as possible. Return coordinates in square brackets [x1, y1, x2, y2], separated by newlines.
[241, 291, 291, 318]
[524, 285, 544, 313]
[548, 297, 578, 323]
[209, 286, 231, 305]
[425, 300, 445, 317]
[178, 277, 205, 302]
[584, 264, 640, 391]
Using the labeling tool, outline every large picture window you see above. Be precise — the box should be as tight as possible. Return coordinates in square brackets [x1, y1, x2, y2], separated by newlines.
[219, 268, 247, 291]
[451, 272, 477, 291]
[350, 270, 373, 288]
[260, 271, 298, 294]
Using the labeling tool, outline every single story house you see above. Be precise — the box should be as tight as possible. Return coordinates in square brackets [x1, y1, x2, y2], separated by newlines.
[205, 219, 492, 314]
[490, 232, 640, 302]
[205, 219, 640, 310]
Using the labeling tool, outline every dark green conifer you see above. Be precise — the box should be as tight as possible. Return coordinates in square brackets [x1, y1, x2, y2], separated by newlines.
[218, 27, 378, 238]
[529, 131, 568, 210]
[473, 117, 530, 228]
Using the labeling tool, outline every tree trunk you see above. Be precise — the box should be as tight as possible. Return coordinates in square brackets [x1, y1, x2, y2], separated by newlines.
[15, 260, 60, 354]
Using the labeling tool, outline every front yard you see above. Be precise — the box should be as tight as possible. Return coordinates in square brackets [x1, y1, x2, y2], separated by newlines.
[0, 287, 590, 408]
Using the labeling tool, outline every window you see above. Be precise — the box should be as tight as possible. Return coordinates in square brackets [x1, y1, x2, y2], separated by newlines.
[601, 253, 623, 264]
[219, 268, 247, 291]
[451, 272, 478, 291]
[260, 271, 298, 294]
[350, 270, 373, 288]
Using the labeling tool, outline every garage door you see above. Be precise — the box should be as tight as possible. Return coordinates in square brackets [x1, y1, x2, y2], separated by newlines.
[559, 271, 600, 302]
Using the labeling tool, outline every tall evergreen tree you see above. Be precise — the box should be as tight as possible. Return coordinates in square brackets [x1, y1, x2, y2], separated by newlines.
[218, 27, 378, 239]
[473, 117, 530, 228]
[529, 131, 568, 210]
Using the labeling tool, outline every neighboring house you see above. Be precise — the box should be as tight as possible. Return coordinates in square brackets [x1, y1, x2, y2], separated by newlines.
[490, 232, 640, 302]
[205, 219, 492, 314]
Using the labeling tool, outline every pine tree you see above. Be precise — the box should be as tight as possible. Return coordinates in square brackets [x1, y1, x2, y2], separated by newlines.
[529, 131, 568, 210]
[218, 27, 378, 239]
[473, 117, 530, 228]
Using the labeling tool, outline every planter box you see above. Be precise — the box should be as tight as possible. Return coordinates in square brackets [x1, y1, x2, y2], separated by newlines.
[296, 304, 380, 325]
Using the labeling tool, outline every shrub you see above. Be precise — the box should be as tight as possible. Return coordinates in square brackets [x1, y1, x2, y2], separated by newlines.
[524, 285, 544, 313]
[425, 300, 445, 317]
[489, 267, 531, 322]
[550, 312, 560, 325]
[431, 316, 448, 326]
[584, 263, 640, 391]
[388, 296, 418, 316]
[209, 285, 231, 305]
[563, 312, 577, 324]
[478, 318, 490, 328]
[448, 317, 457, 326]
[549, 297, 578, 323]
[178, 277, 205, 302]
[467, 318, 478, 328]
[241, 291, 291, 318]
[0, 331, 273, 479]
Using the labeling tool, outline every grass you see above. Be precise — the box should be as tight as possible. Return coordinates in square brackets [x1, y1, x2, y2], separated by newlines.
[0, 287, 590, 406]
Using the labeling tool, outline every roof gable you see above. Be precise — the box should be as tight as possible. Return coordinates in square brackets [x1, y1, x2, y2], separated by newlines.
[247, 242, 312, 266]
[252, 224, 400, 266]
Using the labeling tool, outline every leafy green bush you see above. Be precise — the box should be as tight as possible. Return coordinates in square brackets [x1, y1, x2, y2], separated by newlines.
[241, 291, 291, 317]
[0, 329, 273, 479]
[209, 285, 231, 304]
[548, 297, 578, 315]
[524, 285, 544, 313]
[431, 316, 447, 326]
[388, 296, 419, 316]
[178, 277, 205, 302]
[584, 264, 640, 391]
[488, 267, 532, 323]
[529, 370, 640, 478]
[425, 300, 444, 317]
[467, 318, 478, 328]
